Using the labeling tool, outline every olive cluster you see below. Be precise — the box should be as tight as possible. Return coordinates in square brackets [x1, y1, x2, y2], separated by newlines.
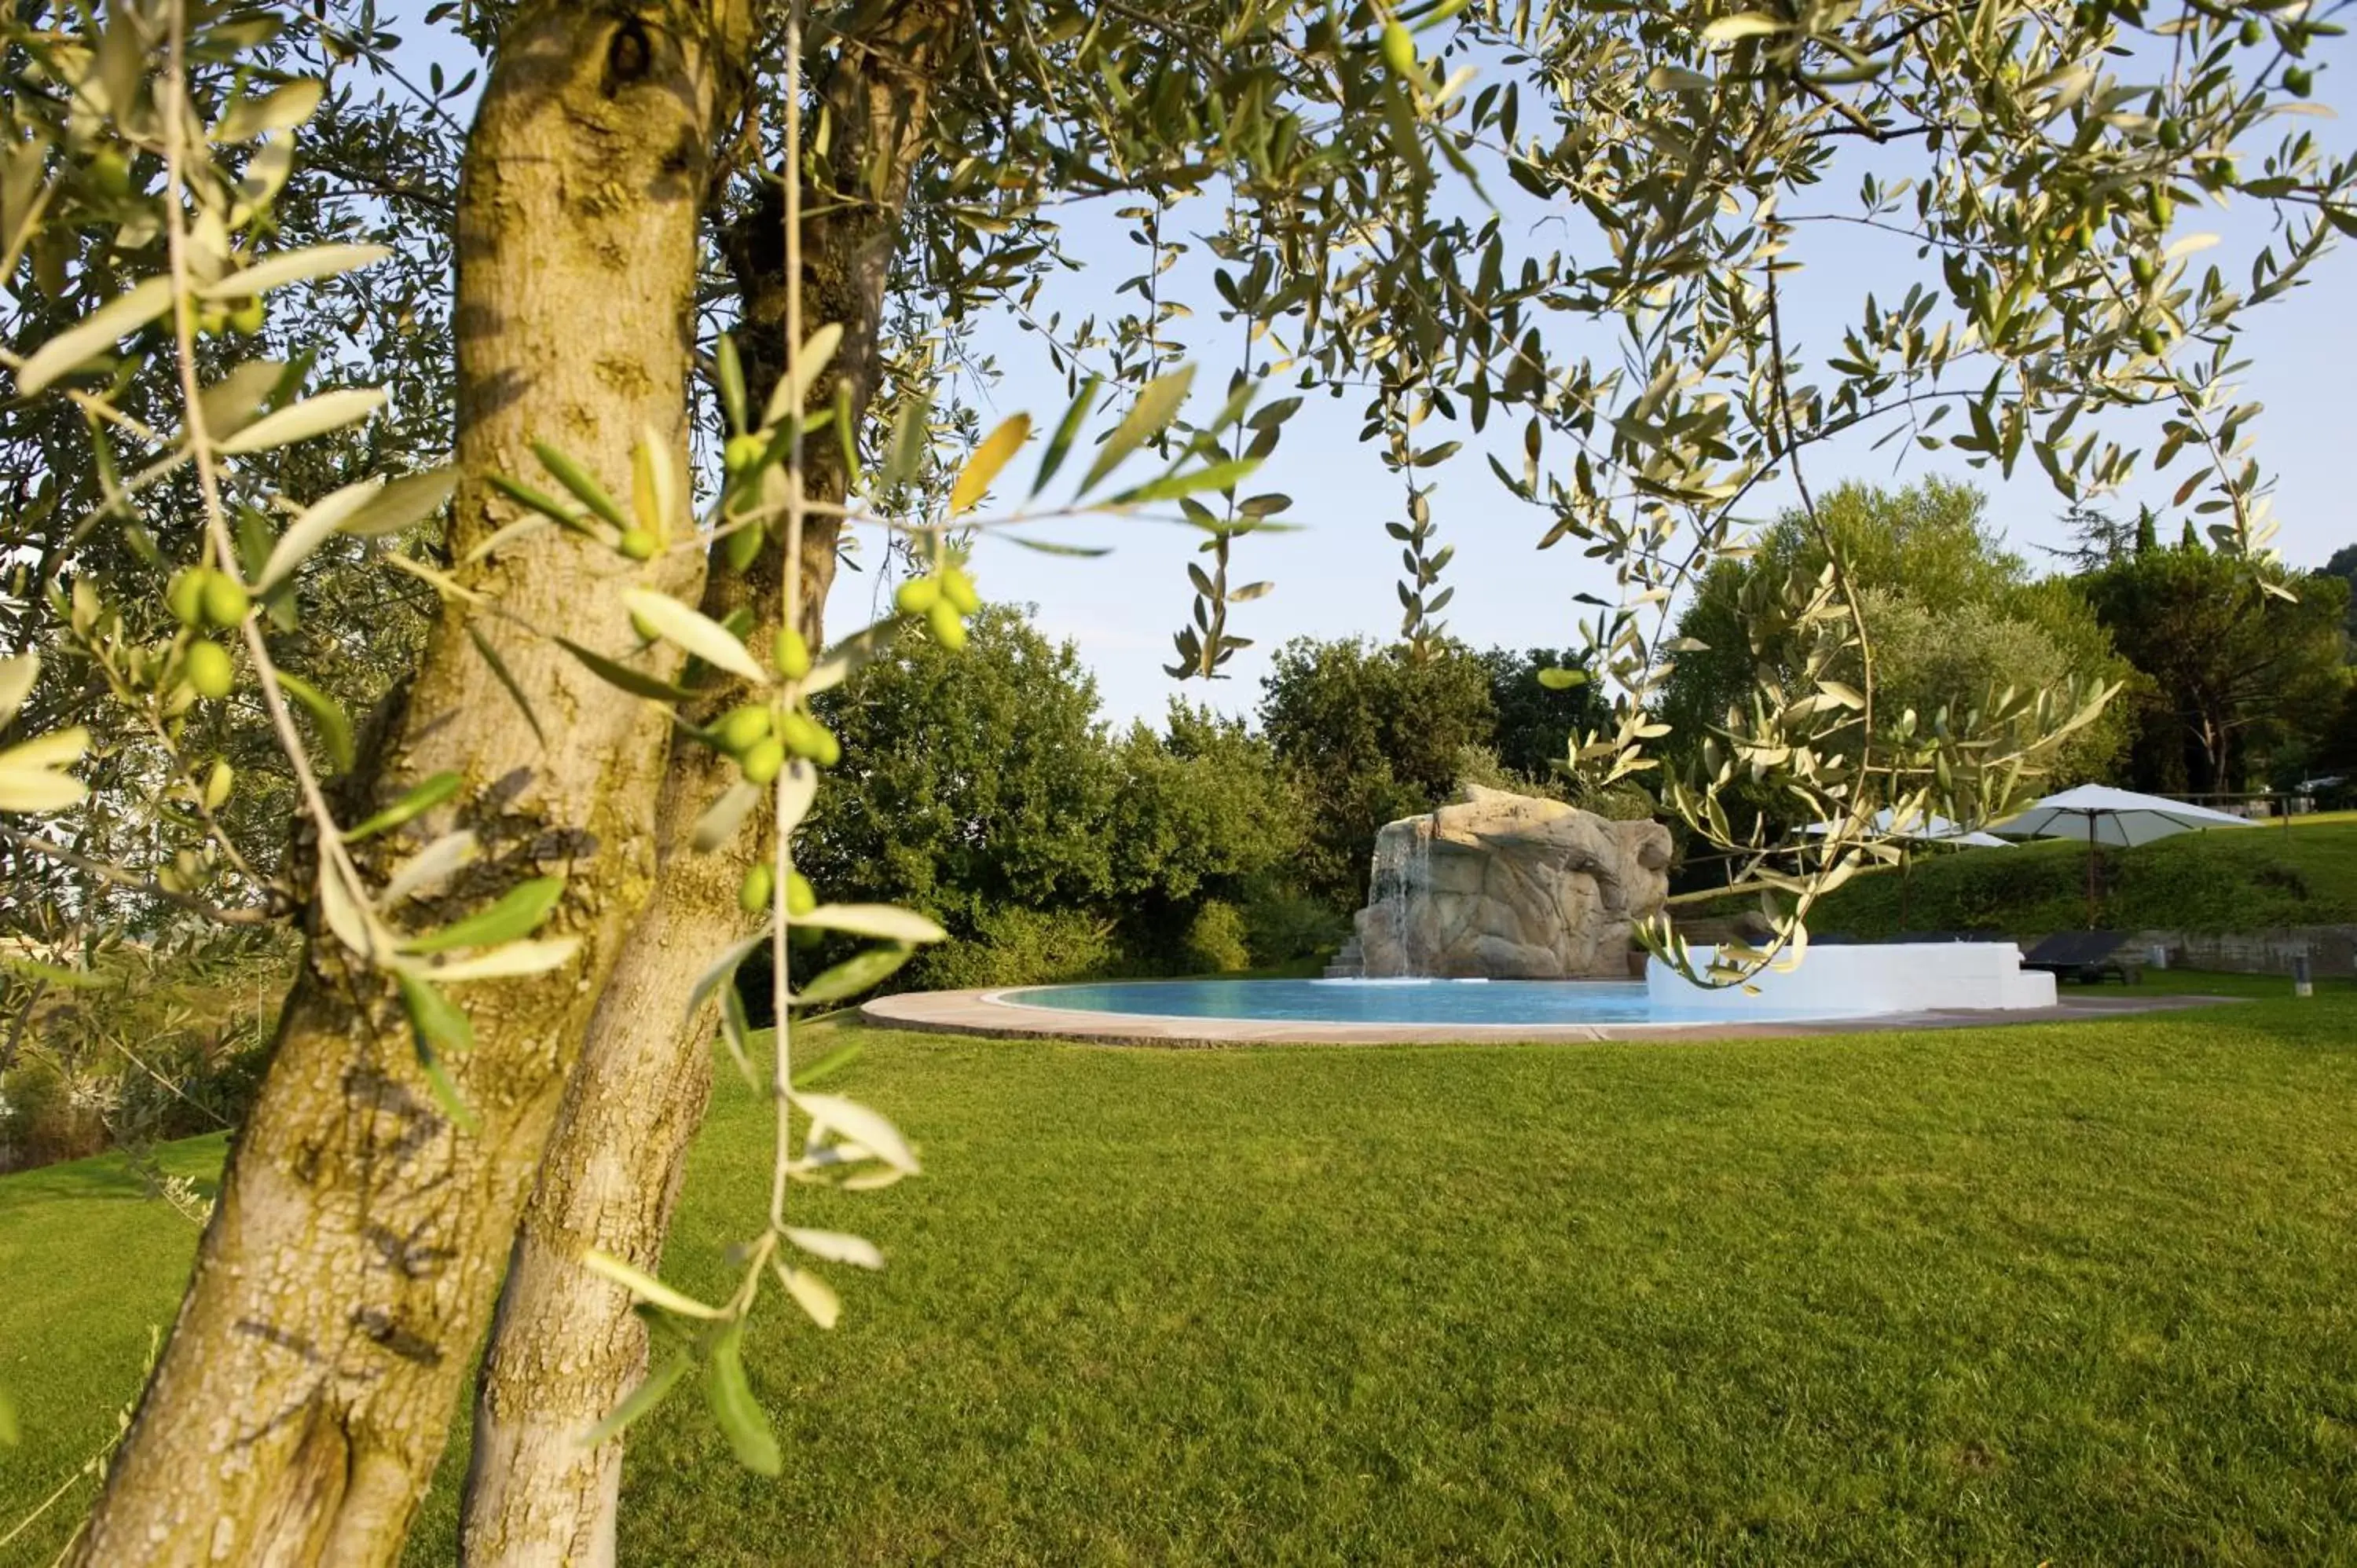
[163, 567, 251, 700]
[892, 562, 980, 652]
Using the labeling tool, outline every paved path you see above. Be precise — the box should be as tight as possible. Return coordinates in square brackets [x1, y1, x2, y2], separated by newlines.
[861, 986, 2238, 1049]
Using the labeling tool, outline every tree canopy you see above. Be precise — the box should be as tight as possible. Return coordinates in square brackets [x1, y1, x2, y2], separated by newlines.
[1659, 479, 2135, 842]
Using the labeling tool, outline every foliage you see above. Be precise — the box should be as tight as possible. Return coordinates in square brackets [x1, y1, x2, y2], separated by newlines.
[1658, 481, 2135, 851]
[1178, 899, 1252, 975]
[2322, 541, 2357, 644]
[1237, 888, 1350, 968]
[2080, 543, 2351, 793]
[795, 606, 1310, 988]
[1792, 814, 2357, 938]
[1259, 636, 1498, 906]
[0, 929, 291, 1174]
[1451, 741, 1566, 801]
[903, 906, 1119, 993]
[12, 998, 2357, 1562]
[803, 605, 1116, 934]
[1106, 705, 1307, 915]
[1478, 647, 1612, 782]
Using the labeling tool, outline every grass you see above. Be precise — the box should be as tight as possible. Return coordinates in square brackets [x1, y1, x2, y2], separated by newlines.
[6, 989, 2357, 1564]
[1785, 814, 2357, 939]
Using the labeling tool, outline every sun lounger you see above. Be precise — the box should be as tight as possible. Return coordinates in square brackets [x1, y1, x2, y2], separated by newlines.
[2020, 930, 2140, 984]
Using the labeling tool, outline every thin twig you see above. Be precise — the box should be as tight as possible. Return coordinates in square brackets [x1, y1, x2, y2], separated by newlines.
[0, 825, 277, 926]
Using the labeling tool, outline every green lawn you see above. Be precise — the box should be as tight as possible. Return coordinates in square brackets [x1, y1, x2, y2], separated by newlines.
[1781, 814, 2357, 939]
[7, 988, 2357, 1564]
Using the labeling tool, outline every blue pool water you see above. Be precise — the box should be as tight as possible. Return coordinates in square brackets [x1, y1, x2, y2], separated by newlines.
[1000, 978, 1851, 1027]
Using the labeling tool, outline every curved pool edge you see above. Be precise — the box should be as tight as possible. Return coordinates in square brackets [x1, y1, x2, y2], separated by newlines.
[859, 985, 2242, 1048]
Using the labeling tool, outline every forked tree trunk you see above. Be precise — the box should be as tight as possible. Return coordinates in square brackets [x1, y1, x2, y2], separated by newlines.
[71, 6, 750, 1563]
[458, 8, 951, 1563]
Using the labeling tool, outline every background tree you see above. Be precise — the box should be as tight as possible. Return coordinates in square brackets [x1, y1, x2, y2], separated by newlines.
[776, 608, 1311, 994]
[801, 603, 1116, 933]
[2321, 542, 2357, 644]
[1479, 647, 1614, 782]
[1258, 636, 1497, 907]
[1105, 703, 1310, 956]
[1658, 480, 2135, 848]
[2081, 542, 2351, 793]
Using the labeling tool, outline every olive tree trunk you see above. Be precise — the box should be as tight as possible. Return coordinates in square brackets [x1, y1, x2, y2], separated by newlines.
[70, 6, 749, 1563]
[456, 9, 951, 1565]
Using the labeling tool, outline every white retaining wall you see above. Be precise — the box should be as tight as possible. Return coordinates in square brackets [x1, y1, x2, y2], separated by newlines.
[1648, 943, 2058, 1015]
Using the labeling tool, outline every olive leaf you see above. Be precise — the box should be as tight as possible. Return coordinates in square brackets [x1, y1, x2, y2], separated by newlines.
[344, 771, 464, 844]
[217, 388, 387, 456]
[400, 876, 563, 955]
[1077, 365, 1194, 496]
[704, 1322, 783, 1475]
[620, 590, 767, 684]
[951, 414, 1031, 513]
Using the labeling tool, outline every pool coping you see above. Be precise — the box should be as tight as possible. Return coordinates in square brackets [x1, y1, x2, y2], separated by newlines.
[859, 984, 2243, 1048]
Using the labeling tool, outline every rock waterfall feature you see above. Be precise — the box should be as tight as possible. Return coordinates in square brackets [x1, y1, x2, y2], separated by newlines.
[1343, 787, 1673, 980]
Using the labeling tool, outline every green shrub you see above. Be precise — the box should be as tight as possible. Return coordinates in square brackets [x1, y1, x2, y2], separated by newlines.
[908, 906, 1120, 991]
[1241, 889, 1349, 965]
[1181, 900, 1252, 974]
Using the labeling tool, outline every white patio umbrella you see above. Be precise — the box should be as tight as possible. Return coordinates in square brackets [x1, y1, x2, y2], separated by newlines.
[1800, 806, 2012, 850]
[1989, 783, 2254, 925]
[1798, 807, 2011, 927]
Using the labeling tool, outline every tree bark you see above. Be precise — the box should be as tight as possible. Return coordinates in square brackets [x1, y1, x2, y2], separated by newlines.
[457, 9, 951, 1564]
[71, 6, 750, 1563]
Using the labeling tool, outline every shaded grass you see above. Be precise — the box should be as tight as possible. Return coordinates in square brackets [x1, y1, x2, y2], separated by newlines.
[1780, 815, 2357, 939]
[6, 992, 2357, 1565]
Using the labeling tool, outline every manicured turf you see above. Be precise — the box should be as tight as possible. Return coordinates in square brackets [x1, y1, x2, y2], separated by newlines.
[6, 987, 2356, 1564]
[1792, 814, 2357, 938]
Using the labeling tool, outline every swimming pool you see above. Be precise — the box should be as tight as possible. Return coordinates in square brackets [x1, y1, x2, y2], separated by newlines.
[999, 977, 1864, 1028]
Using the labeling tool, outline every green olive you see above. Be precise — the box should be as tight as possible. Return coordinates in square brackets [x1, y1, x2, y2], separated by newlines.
[739, 862, 774, 916]
[184, 639, 235, 699]
[786, 870, 817, 917]
[895, 575, 940, 616]
[200, 570, 250, 628]
[2240, 18, 2264, 46]
[725, 433, 768, 473]
[2139, 325, 2168, 356]
[778, 709, 826, 759]
[927, 598, 968, 653]
[2129, 254, 2158, 287]
[226, 297, 266, 335]
[715, 703, 773, 755]
[812, 725, 841, 769]
[89, 149, 132, 200]
[940, 566, 981, 615]
[740, 737, 786, 786]
[166, 569, 206, 627]
[618, 528, 659, 561]
[2284, 65, 2313, 97]
[773, 626, 812, 680]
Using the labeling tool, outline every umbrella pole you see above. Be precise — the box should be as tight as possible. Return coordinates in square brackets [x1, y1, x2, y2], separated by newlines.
[2085, 811, 2098, 928]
